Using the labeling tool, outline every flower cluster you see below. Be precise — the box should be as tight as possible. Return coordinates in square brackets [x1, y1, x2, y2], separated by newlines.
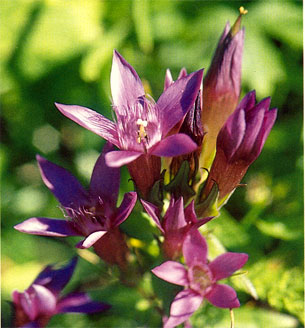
[12, 7, 277, 328]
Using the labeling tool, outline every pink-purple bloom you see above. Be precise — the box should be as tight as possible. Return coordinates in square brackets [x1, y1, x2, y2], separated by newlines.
[11, 258, 110, 328]
[14, 143, 137, 268]
[201, 90, 277, 201]
[152, 232, 248, 328]
[141, 197, 212, 259]
[55, 50, 203, 168]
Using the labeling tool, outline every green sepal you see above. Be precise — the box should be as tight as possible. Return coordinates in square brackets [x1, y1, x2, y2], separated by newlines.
[165, 161, 195, 202]
[195, 182, 220, 218]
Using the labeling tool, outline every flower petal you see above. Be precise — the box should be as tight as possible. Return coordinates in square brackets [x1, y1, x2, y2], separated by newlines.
[150, 134, 197, 157]
[164, 289, 203, 328]
[163, 197, 186, 231]
[183, 231, 208, 268]
[205, 284, 240, 308]
[164, 68, 173, 90]
[76, 231, 107, 249]
[111, 50, 145, 108]
[89, 143, 120, 207]
[157, 69, 203, 136]
[105, 150, 142, 167]
[36, 155, 88, 210]
[57, 292, 111, 314]
[113, 192, 137, 227]
[55, 103, 119, 146]
[151, 261, 188, 286]
[141, 200, 164, 233]
[14, 218, 81, 237]
[33, 257, 77, 293]
[209, 252, 248, 281]
[33, 258, 78, 294]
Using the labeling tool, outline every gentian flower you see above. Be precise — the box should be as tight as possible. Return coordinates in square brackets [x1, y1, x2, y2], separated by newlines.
[200, 7, 247, 170]
[141, 197, 212, 259]
[14, 143, 137, 269]
[11, 258, 110, 328]
[55, 50, 203, 198]
[152, 232, 248, 328]
[200, 90, 277, 203]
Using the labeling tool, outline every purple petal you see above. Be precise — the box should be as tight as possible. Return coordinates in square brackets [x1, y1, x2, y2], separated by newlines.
[112, 192, 137, 227]
[209, 252, 248, 281]
[205, 284, 240, 308]
[105, 150, 142, 167]
[110, 50, 145, 108]
[89, 143, 120, 207]
[164, 289, 203, 328]
[157, 69, 204, 136]
[76, 231, 107, 249]
[20, 285, 56, 320]
[33, 258, 77, 294]
[178, 67, 188, 79]
[55, 103, 119, 146]
[251, 107, 277, 161]
[163, 197, 186, 232]
[237, 90, 256, 111]
[164, 69, 174, 90]
[57, 292, 111, 314]
[151, 261, 188, 286]
[150, 134, 197, 157]
[141, 200, 164, 233]
[183, 231, 208, 268]
[36, 155, 88, 210]
[217, 107, 246, 161]
[14, 218, 81, 237]
[184, 200, 197, 224]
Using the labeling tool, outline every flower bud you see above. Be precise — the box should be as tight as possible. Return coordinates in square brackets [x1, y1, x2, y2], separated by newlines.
[200, 90, 277, 204]
[200, 7, 247, 170]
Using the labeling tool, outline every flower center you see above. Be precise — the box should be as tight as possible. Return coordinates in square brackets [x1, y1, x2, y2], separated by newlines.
[190, 265, 213, 294]
[64, 201, 109, 236]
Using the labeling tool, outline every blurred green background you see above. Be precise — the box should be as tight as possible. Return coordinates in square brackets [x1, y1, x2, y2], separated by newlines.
[1, 0, 303, 327]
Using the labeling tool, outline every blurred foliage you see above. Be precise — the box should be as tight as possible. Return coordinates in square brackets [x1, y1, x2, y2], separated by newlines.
[1, 0, 303, 327]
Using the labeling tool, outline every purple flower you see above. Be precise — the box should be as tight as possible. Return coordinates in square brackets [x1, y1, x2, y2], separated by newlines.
[55, 50, 203, 168]
[11, 258, 110, 328]
[200, 8, 246, 169]
[141, 197, 212, 259]
[14, 143, 137, 268]
[201, 90, 277, 202]
[152, 233, 248, 328]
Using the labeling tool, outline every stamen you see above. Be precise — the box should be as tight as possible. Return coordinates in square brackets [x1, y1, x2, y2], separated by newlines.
[136, 119, 148, 144]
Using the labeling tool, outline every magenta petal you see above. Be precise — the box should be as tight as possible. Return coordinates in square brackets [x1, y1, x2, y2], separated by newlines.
[33, 258, 77, 294]
[150, 134, 197, 157]
[184, 200, 197, 224]
[55, 103, 119, 147]
[164, 289, 203, 328]
[183, 231, 208, 267]
[205, 284, 240, 308]
[105, 150, 142, 167]
[14, 218, 81, 237]
[89, 143, 120, 207]
[164, 68, 174, 90]
[57, 292, 111, 314]
[113, 192, 137, 227]
[163, 197, 186, 231]
[111, 50, 145, 108]
[141, 200, 164, 233]
[157, 69, 203, 136]
[209, 252, 248, 281]
[37, 155, 88, 209]
[76, 231, 107, 249]
[151, 261, 188, 286]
